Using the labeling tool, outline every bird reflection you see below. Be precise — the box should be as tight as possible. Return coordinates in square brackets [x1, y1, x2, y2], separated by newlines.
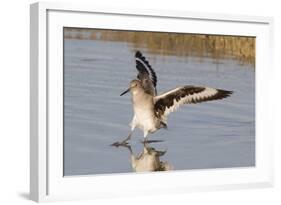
[118, 142, 173, 172]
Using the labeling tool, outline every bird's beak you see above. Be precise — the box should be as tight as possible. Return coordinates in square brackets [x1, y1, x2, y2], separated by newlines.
[120, 88, 130, 96]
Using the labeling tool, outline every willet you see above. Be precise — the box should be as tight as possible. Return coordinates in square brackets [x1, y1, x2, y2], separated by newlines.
[112, 51, 233, 146]
[120, 143, 172, 172]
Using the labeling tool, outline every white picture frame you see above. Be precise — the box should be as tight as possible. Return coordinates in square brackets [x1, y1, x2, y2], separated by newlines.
[30, 1, 274, 202]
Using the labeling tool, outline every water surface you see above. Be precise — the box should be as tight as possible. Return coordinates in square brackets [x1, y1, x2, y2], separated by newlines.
[63, 39, 255, 176]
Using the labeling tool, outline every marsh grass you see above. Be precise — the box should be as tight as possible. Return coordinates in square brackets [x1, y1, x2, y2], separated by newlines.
[64, 28, 255, 66]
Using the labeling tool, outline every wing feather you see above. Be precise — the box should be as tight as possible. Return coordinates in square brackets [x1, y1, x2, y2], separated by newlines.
[135, 51, 157, 95]
[154, 86, 233, 122]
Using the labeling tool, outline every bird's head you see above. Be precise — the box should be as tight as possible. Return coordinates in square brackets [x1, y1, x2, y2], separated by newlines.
[120, 79, 142, 96]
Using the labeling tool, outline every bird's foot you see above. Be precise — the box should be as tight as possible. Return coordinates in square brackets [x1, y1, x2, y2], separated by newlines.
[140, 139, 164, 144]
[111, 132, 132, 147]
[110, 139, 129, 147]
[110, 139, 130, 147]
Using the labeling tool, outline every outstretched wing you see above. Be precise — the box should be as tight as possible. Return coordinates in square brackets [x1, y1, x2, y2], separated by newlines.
[135, 51, 157, 96]
[154, 86, 233, 122]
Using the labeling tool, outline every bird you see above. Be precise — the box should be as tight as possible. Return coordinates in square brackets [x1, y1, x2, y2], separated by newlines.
[111, 51, 233, 146]
[120, 143, 173, 172]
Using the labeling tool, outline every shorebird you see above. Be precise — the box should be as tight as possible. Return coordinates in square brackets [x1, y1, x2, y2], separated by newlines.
[112, 51, 232, 146]
[121, 143, 173, 172]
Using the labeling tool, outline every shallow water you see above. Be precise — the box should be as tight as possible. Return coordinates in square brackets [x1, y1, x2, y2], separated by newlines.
[63, 39, 255, 176]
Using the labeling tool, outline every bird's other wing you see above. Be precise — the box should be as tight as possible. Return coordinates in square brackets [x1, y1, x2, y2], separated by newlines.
[135, 51, 157, 96]
[154, 86, 233, 122]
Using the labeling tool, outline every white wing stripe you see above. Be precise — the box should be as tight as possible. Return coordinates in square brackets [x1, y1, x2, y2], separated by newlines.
[163, 87, 218, 116]
[136, 58, 156, 83]
[154, 87, 183, 100]
[136, 58, 150, 71]
[154, 86, 224, 120]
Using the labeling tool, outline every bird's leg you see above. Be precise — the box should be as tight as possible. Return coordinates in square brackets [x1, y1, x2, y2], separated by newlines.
[120, 132, 133, 144]
[140, 131, 149, 144]
[111, 125, 135, 147]
[123, 144, 133, 155]
[140, 130, 164, 144]
[121, 124, 136, 144]
[111, 132, 132, 147]
[160, 121, 167, 129]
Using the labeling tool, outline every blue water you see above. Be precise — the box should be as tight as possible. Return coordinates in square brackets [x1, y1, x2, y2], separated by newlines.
[63, 39, 255, 176]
